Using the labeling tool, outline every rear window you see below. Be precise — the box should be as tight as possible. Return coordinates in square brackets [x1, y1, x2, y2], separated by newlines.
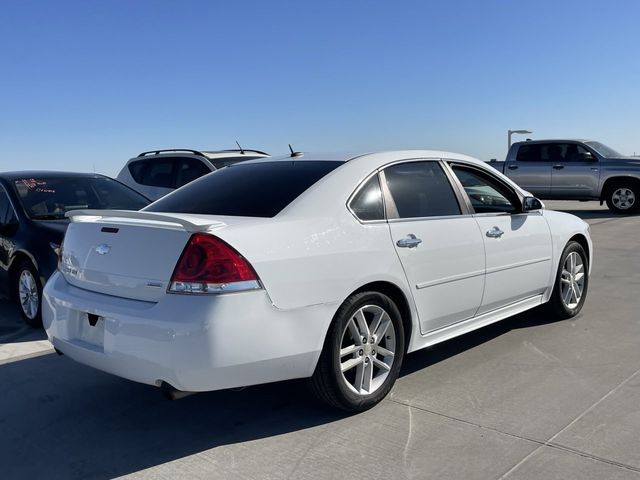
[145, 161, 343, 217]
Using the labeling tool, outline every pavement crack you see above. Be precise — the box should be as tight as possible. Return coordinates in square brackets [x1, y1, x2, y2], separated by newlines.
[499, 365, 640, 478]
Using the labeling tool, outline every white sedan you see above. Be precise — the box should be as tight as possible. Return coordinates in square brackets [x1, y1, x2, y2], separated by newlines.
[43, 150, 592, 411]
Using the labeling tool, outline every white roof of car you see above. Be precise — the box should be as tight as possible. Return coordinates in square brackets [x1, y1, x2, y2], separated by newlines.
[245, 150, 483, 165]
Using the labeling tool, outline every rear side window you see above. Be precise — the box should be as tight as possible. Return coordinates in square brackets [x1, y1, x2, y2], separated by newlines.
[383, 162, 461, 219]
[349, 174, 384, 221]
[516, 144, 542, 161]
[145, 161, 343, 217]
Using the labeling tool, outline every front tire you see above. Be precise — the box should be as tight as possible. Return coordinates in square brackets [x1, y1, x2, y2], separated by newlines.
[308, 292, 405, 412]
[605, 182, 638, 214]
[544, 241, 589, 320]
[14, 261, 43, 327]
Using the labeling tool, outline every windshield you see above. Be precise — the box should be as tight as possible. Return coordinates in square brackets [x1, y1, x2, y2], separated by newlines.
[13, 176, 150, 220]
[584, 141, 623, 158]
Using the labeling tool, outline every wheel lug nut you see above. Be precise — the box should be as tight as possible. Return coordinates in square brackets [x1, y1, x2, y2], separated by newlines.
[362, 337, 367, 344]
[364, 358, 369, 364]
[358, 350, 363, 356]
[372, 350, 376, 355]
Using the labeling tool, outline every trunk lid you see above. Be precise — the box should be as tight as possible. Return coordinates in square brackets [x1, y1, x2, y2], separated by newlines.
[60, 210, 229, 302]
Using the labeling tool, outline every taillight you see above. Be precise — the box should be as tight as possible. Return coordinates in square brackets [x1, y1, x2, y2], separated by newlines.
[168, 233, 261, 294]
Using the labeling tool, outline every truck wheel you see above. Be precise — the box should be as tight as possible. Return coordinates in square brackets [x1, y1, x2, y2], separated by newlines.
[605, 182, 638, 214]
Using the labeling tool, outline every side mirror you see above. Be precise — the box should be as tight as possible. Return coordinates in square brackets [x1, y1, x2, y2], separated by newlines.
[522, 196, 543, 212]
[580, 151, 596, 161]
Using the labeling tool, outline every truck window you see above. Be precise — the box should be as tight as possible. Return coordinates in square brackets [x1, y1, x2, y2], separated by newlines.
[516, 144, 543, 161]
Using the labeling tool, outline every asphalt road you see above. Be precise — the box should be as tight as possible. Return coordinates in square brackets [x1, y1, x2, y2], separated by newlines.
[1, 201, 639, 479]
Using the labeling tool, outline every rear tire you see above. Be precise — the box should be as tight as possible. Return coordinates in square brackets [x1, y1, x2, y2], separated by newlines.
[544, 241, 589, 320]
[308, 292, 405, 412]
[605, 182, 639, 214]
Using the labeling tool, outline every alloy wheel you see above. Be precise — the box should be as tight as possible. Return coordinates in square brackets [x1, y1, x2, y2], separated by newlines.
[339, 304, 396, 395]
[18, 269, 39, 320]
[560, 251, 585, 309]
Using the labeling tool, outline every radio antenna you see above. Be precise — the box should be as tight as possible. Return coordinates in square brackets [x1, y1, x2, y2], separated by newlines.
[235, 140, 245, 154]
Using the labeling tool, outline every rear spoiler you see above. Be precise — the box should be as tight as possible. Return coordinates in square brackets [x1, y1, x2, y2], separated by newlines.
[65, 209, 222, 233]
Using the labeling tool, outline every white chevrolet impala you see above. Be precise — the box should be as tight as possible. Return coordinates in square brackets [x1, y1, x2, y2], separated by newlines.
[43, 151, 592, 411]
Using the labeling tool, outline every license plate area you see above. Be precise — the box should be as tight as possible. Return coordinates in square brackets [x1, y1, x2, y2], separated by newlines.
[76, 312, 105, 348]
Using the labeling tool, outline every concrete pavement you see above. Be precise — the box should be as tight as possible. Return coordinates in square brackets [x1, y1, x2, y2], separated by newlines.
[1, 200, 639, 479]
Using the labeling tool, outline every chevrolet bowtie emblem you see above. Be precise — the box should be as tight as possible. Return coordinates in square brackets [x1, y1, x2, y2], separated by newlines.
[95, 244, 111, 255]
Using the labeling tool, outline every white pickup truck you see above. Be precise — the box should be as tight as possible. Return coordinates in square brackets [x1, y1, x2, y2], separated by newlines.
[490, 139, 640, 213]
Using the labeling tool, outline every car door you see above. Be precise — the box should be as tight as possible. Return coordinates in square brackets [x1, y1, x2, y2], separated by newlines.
[449, 163, 553, 314]
[549, 143, 601, 198]
[506, 143, 552, 197]
[0, 186, 18, 294]
[382, 160, 486, 334]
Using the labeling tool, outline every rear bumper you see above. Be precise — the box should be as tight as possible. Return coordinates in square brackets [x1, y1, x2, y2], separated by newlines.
[43, 272, 334, 391]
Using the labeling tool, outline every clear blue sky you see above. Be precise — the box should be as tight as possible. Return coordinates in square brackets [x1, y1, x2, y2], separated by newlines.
[1, 0, 639, 176]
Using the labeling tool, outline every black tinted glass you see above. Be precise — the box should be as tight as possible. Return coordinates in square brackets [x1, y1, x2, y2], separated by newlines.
[175, 158, 211, 188]
[452, 166, 518, 214]
[209, 156, 263, 169]
[129, 158, 176, 188]
[0, 190, 12, 224]
[146, 161, 342, 217]
[384, 162, 460, 218]
[516, 144, 542, 161]
[349, 175, 384, 221]
[13, 177, 150, 220]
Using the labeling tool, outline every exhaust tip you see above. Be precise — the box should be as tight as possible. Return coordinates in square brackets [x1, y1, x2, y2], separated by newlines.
[159, 381, 196, 400]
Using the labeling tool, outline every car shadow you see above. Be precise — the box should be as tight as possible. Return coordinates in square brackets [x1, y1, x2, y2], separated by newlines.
[400, 307, 563, 377]
[0, 306, 563, 479]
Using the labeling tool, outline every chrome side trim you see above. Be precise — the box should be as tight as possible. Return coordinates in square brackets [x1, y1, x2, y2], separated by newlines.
[416, 269, 485, 289]
[485, 257, 551, 275]
[415, 257, 551, 290]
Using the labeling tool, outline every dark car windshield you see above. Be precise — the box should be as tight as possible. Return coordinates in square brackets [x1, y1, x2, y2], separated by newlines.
[584, 141, 623, 158]
[13, 176, 150, 220]
[145, 161, 343, 217]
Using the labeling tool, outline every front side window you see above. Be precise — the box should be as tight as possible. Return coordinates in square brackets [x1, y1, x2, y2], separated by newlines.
[451, 166, 518, 214]
[383, 161, 461, 219]
[13, 177, 150, 220]
[146, 161, 343, 218]
[349, 174, 384, 221]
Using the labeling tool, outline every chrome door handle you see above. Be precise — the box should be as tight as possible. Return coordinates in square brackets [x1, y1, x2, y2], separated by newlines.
[590, 167, 599, 171]
[552, 164, 565, 170]
[486, 227, 504, 238]
[396, 234, 422, 248]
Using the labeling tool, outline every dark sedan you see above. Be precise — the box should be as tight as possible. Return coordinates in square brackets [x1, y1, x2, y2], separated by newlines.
[0, 171, 150, 326]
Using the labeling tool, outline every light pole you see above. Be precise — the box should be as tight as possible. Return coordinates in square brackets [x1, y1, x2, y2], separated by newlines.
[508, 129, 532, 150]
